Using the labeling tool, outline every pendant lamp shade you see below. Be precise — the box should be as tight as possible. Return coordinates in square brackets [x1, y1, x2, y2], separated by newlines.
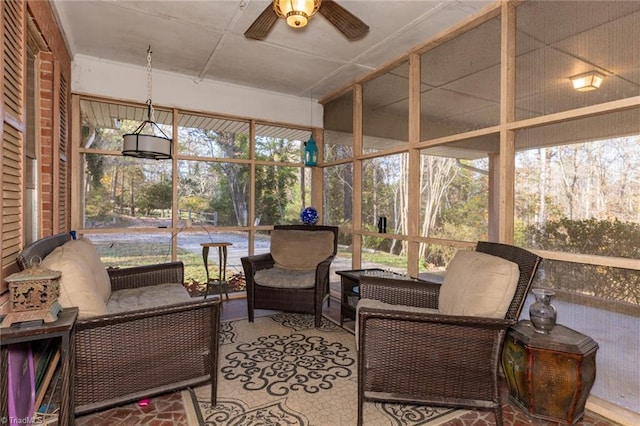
[122, 117, 172, 160]
[122, 46, 172, 160]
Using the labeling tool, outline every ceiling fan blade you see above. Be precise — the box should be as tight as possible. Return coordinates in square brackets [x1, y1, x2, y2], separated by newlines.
[244, 3, 278, 40]
[319, 0, 369, 41]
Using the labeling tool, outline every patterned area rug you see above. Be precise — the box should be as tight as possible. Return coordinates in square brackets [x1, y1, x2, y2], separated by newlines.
[182, 313, 468, 425]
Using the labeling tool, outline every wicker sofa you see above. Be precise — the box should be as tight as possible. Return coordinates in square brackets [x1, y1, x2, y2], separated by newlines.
[16, 232, 220, 415]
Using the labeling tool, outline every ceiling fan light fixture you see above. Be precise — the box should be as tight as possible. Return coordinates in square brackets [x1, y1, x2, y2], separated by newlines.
[274, 0, 320, 28]
[570, 71, 604, 91]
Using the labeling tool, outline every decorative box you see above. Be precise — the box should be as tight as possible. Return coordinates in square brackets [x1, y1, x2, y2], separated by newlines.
[1, 261, 62, 327]
[502, 320, 598, 424]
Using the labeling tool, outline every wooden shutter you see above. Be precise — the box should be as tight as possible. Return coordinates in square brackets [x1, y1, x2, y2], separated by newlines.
[2, 0, 25, 283]
[57, 73, 70, 231]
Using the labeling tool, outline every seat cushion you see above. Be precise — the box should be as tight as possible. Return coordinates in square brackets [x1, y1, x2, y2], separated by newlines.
[270, 229, 334, 271]
[438, 250, 519, 318]
[254, 266, 316, 289]
[107, 283, 192, 314]
[42, 245, 108, 318]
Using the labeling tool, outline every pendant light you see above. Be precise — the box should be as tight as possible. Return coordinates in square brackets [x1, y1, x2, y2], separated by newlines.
[304, 95, 318, 167]
[122, 46, 172, 160]
[304, 135, 318, 167]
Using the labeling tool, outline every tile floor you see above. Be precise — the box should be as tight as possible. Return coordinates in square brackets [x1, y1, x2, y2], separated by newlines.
[75, 297, 619, 426]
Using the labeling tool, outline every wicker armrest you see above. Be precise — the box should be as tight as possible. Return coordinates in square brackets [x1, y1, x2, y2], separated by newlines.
[358, 304, 513, 330]
[360, 275, 441, 309]
[107, 261, 184, 291]
[74, 298, 220, 414]
[241, 253, 275, 275]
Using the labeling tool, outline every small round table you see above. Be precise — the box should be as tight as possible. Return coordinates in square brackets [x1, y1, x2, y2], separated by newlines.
[200, 242, 233, 300]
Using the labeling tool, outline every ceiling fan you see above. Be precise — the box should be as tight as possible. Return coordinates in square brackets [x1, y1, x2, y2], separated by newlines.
[244, 0, 369, 41]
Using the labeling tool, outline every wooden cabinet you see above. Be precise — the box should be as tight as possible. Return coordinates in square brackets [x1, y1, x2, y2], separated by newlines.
[502, 320, 598, 424]
[1, 307, 78, 425]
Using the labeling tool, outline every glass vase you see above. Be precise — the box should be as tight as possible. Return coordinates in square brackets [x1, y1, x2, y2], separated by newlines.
[529, 288, 557, 334]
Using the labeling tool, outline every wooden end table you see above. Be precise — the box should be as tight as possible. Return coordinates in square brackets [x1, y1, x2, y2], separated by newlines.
[336, 269, 412, 325]
[1, 307, 78, 426]
[502, 320, 598, 424]
[201, 242, 232, 300]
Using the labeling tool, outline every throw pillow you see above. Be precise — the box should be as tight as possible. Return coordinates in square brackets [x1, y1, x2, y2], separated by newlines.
[42, 245, 108, 318]
[63, 238, 111, 302]
[438, 250, 519, 318]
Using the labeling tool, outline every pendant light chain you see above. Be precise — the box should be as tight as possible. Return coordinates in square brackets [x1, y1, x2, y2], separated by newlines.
[146, 45, 156, 122]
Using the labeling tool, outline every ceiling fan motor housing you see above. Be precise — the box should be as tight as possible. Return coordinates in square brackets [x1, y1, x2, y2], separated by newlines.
[274, 0, 321, 28]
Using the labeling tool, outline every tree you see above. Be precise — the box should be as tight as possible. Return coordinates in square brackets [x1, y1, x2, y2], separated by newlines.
[138, 181, 172, 215]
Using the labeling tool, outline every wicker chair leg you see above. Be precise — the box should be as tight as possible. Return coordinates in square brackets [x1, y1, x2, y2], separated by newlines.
[494, 406, 504, 426]
[247, 301, 255, 322]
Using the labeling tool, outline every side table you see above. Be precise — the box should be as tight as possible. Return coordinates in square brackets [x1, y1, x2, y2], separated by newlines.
[336, 269, 417, 325]
[502, 320, 598, 424]
[201, 242, 232, 300]
[1, 307, 78, 426]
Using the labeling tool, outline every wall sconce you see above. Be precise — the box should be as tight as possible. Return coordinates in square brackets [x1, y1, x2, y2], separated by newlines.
[570, 71, 604, 92]
[304, 135, 318, 167]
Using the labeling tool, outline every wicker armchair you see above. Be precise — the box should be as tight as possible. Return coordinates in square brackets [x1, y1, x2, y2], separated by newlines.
[356, 242, 541, 426]
[17, 233, 220, 415]
[241, 225, 338, 328]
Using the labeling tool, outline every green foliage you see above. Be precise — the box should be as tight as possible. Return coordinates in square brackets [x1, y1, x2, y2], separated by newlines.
[179, 196, 208, 215]
[525, 218, 640, 304]
[86, 187, 112, 219]
[254, 164, 297, 225]
[85, 153, 105, 190]
[137, 181, 173, 215]
[526, 217, 640, 258]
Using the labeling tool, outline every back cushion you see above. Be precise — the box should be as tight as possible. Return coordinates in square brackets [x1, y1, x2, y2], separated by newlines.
[270, 230, 334, 271]
[438, 250, 519, 318]
[42, 245, 108, 318]
[63, 238, 111, 302]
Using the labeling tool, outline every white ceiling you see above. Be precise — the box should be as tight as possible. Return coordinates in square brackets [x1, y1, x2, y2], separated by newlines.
[51, 0, 495, 101]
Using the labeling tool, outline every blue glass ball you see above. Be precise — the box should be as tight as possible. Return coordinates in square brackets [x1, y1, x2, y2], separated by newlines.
[300, 207, 319, 225]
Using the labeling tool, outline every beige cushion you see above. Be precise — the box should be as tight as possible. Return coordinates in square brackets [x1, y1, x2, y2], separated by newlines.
[62, 238, 111, 302]
[42, 245, 108, 318]
[270, 229, 334, 271]
[107, 283, 192, 314]
[254, 266, 316, 289]
[438, 250, 519, 318]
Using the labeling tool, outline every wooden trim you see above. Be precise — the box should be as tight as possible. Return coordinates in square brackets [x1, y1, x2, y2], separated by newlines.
[352, 84, 363, 268]
[533, 249, 640, 271]
[506, 95, 640, 132]
[406, 54, 421, 277]
[247, 119, 256, 255]
[497, 1, 517, 244]
[171, 108, 179, 261]
[70, 94, 82, 231]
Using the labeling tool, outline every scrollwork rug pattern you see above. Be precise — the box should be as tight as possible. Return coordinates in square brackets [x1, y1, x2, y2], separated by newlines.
[182, 313, 467, 425]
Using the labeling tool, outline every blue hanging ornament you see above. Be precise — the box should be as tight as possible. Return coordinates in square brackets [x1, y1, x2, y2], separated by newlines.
[300, 207, 319, 225]
[304, 135, 318, 167]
